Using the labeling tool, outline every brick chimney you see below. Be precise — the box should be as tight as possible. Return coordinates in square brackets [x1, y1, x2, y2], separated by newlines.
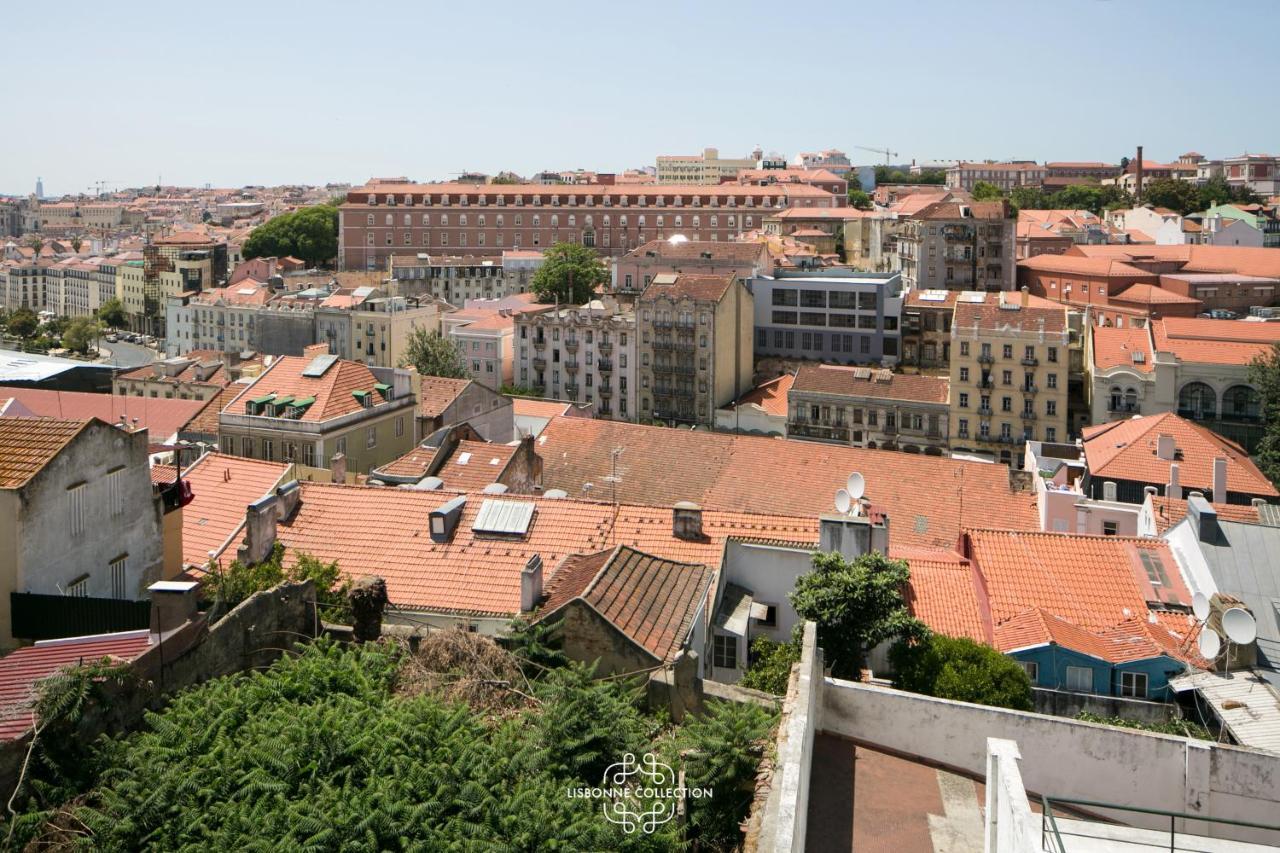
[148, 580, 200, 641]
[673, 501, 703, 540]
[330, 452, 347, 484]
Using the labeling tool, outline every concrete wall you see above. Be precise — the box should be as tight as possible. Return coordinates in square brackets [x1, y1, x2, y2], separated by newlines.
[821, 678, 1280, 845]
[442, 382, 514, 444]
[1032, 686, 1178, 725]
[255, 311, 317, 356]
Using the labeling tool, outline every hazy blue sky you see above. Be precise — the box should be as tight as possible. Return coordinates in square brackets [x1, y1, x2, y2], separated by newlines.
[5, 0, 1277, 196]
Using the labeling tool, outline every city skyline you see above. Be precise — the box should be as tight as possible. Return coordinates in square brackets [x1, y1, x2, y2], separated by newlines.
[5, 0, 1279, 197]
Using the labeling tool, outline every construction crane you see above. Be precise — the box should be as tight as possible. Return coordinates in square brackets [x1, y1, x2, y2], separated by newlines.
[855, 145, 899, 165]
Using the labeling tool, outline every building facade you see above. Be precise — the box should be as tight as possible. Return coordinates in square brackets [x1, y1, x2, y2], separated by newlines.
[898, 199, 1015, 292]
[750, 270, 903, 366]
[636, 273, 753, 426]
[612, 239, 771, 295]
[656, 148, 758, 184]
[949, 294, 1071, 466]
[388, 250, 545, 304]
[786, 364, 949, 454]
[514, 300, 637, 420]
[338, 180, 840, 271]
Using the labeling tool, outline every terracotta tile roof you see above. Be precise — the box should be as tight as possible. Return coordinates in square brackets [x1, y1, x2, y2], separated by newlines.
[1017, 254, 1156, 278]
[182, 383, 244, 438]
[1082, 413, 1277, 497]
[0, 417, 89, 489]
[272, 483, 819, 617]
[348, 181, 836, 202]
[182, 452, 291, 568]
[511, 398, 571, 419]
[538, 545, 713, 662]
[913, 199, 1010, 221]
[994, 608, 1170, 663]
[1070, 244, 1280, 279]
[0, 390, 205, 444]
[0, 631, 154, 741]
[792, 364, 949, 404]
[224, 356, 383, 423]
[1091, 325, 1155, 373]
[150, 462, 179, 486]
[1146, 495, 1265, 534]
[419, 377, 472, 418]
[435, 441, 517, 491]
[772, 208, 882, 220]
[726, 373, 794, 417]
[953, 299, 1067, 335]
[900, 547, 990, 644]
[540, 550, 614, 615]
[1152, 318, 1280, 367]
[640, 273, 736, 303]
[374, 444, 439, 481]
[965, 529, 1190, 636]
[1110, 284, 1201, 306]
[116, 357, 230, 387]
[533, 417, 1038, 553]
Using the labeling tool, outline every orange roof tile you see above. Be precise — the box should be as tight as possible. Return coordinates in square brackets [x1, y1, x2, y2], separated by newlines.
[533, 417, 1038, 553]
[537, 545, 713, 662]
[1152, 318, 1280, 367]
[224, 356, 382, 422]
[793, 364, 948, 404]
[182, 383, 244, 438]
[373, 444, 439, 482]
[182, 452, 291, 568]
[953, 300, 1067, 335]
[1082, 413, 1277, 498]
[1017, 254, 1156, 278]
[0, 417, 89, 489]
[419, 377, 472, 418]
[900, 548, 990, 644]
[0, 389, 205, 443]
[434, 441, 517, 491]
[511, 398, 571, 419]
[1110, 284, 1201, 305]
[1091, 326, 1155, 373]
[726, 373, 794, 417]
[994, 608, 1170, 663]
[1145, 495, 1264, 534]
[641, 273, 736, 303]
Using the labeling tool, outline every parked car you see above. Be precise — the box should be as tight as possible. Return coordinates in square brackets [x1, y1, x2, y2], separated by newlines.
[104, 333, 118, 343]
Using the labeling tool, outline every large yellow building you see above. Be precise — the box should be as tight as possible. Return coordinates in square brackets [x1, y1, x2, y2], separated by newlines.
[656, 147, 758, 185]
[948, 291, 1070, 467]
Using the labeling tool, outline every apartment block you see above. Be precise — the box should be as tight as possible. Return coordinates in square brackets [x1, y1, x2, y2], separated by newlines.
[612, 239, 771, 295]
[636, 273, 753, 426]
[945, 162, 1046, 192]
[787, 364, 949, 453]
[655, 147, 758, 184]
[898, 199, 1015, 292]
[388, 250, 545, 305]
[338, 180, 839, 271]
[514, 300, 637, 420]
[751, 269, 903, 366]
[218, 354, 417, 474]
[949, 292, 1070, 467]
[318, 296, 445, 367]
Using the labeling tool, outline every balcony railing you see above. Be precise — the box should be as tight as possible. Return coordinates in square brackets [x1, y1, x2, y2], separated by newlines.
[565, 339, 579, 353]
[598, 341, 613, 354]
[789, 421, 851, 443]
[598, 359, 613, 373]
[1020, 356, 1039, 366]
[977, 353, 995, 364]
[532, 338, 546, 350]
[598, 385, 613, 397]
[653, 363, 674, 374]
[532, 357, 546, 371]
[1021, 410, 1037, 421]
[978, 406, 993, 416]
[565, 360, 580, 373]
[1023, 383, 1039, 393]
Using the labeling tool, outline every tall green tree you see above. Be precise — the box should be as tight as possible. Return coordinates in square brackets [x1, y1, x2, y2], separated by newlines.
[789, 551, 928, 679]
[96, 297, 126, 328]
[399, 327, 468, 378]
[1247, 342, 1280, 488]
[890, 634, 1032, 710]
[971, 181, 1004, 201]
[61, 316, 102, 353]
[847, 189, 873, 210]
[241, 203, 339, 267]
[530, 242, 608, 304]
[5, 307, 39, 339]
[1141, 178, 1200, 215]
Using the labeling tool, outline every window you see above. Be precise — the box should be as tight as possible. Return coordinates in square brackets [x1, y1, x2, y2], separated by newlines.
[1047, 373, 1058, 389]
[395, 416, 405, 437]
[67, 483, 87, 536]
[366, 426, 377, 449]
[959, 367, 969, 382]
[1019, 661, 1038, 683]
[110, 555, 128, 598]
[106, 468, 126, 516]
[959, 392, 969, 408]
[1120, 671, 1148, 699]
[755, 604, 778, 628]
[713, 634, 738, 670]
[1102, 521, 1119, 536]
[1003, 344, 1013, 359]
[335, 437, 347, 456]
[1065, 665, 1093, 692]
[960, 341, 970, 357]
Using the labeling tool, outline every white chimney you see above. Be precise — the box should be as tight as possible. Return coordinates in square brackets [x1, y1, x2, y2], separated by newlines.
[520, 554, 543, 612]
[1167, 463, 1182, 501]
[1156, 433, 1176, 461]
[1103, 481, 1117, 502]
[1212, 457, 1228, 503]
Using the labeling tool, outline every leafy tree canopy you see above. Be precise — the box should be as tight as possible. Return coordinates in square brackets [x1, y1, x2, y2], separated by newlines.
[204, 542, 351, 617]
[96, 297, 126, 328]
[4, 307, 39, 339]
[971, 181, 1004, 201]
[531, 242, 609, 304]
[739, 637, 801, 695]
[874, 166, 945, 185]
[241, 203, 338, 267]
[1141, 178, 1201, 216]
[890, 633, 1032, 710]
[847, 189, 873, 210]
[399, 327, 468, 379]
[1248, 343, 1280, 488]
[789, 551, 928, 679]
[61, 316, 102, 353]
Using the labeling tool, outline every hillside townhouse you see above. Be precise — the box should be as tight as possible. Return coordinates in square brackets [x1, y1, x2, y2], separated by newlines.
[319, 295, 445, 368]
[1198, 203, 1280, 249]
[113, 351, 232, 401]
[898, 199, 1015, 292]
[1222, 153, 1280, 197]
[636, 273, 753, 427]
[513, 299, 637, 419]
[786, 364, 949, 454]
[949, 293, 1071, 466]
[750, 269, 903, 366]
[338, 180, 840, 270]
[443, 297, 551, 387]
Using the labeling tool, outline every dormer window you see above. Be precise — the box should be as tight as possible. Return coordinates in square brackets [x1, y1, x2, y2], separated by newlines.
[352, 389, 374, 408]
[374, 382, 393, 401]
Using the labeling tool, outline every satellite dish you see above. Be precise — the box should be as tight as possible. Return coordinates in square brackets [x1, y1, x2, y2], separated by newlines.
[1198, 629, 1221, 660]
[846, 472, 866, 501]
[1192, 593, 1211, 622]
[1223, 608, 1258, 645]
[834, 489, 852, 514]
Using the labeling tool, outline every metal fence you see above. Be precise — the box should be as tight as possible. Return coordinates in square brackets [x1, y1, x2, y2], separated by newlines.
[11, 592, 151, 641]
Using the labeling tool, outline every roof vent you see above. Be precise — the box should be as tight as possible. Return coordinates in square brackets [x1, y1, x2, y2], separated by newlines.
[420, 476, 444, 490]
[429, 495, 467, 543]
[543, 489, 568, 499]
[482, 482, 509, 494]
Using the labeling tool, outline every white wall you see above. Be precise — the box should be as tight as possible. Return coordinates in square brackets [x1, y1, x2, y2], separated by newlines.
[723, 540, 813, 643]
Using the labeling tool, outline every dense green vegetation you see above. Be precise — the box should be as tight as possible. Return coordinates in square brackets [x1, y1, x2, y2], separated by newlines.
[890, 634, 1033, 711]
[1075, 711, 1211, 740]
[399, 327, 469, 379]
[874, 166, 945, 185]
[9, 637, 775, 851]
[740, 637, 801, 696]
[241, 203, 339, 267]
[1247, 343, 1280, 489]
[530, 242, 609, 304]
[203, 543, 350, 617]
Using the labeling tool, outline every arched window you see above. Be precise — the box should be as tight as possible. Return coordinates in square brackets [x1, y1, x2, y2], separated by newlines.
[1222, 385, 1261, 421]
[1178, 382, 1216, 420]
[1124, 387, 1138, 412]
[1109, 386, 1123, 412]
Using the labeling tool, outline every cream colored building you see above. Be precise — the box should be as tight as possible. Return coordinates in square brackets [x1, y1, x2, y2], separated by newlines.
[948, 292, 1070, 467]
[319, 296, 446, 368]
[636, 272, 753, 426]
[514, 299, 638, 420]
[656, 148, 758, 185]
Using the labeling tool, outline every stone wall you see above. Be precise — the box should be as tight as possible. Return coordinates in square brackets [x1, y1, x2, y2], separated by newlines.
[558, 601, 657, 677]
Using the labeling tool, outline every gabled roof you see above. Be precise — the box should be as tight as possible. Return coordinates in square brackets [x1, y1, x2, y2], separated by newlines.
[537, 545, 713, 663]
[1082, 413, 1277, 497]
[953, 299, 1067, 335]
[373, 444, 439, 482]
[1091, 326, 1155, 373]
[223, 356, 384, 423]
[0, 630, 153, 741]
[533, 417, 1038, 553]
[1146, 495, 1266, 534]
[899, 547, 990, 644]
[0, 417, 90, 489]
[792, 364, 948, 404]
[1, 389, 206, 444]
[623, 240, 768, 263]
[724, 373, 793, 417]
[1017, 254, 1155, 278]
[1110, 284, 1201, 306]
[640, 272, 736, 303]
[419, 376, 472, 418]
[181, 452, 292, 568]
[434, 441, 517, 491]
[1151, 317, 1280, 366]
